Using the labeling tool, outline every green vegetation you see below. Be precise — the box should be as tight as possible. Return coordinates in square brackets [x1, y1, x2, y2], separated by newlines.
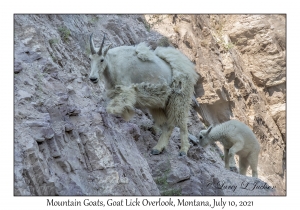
[155, 173, 168, 186]
[154, 172, 182, 196]
[217, 40, 236, 52]
[220, 154, 225, 160]
[210, 16, 236, 52]
[58, 26, 71, 42]
[161, 188, 182, 196]
[34, 69, 47, 101]
[223, 42, 235, 51]
[49, 38, 59, 46]
[143, 21, 151, 32]
[154, 160, 182, 196]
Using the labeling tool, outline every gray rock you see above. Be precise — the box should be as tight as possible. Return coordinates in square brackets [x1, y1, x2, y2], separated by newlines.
[67, 105, 81, 116]
[81, 86, 91, 98]
[14, 60, 23, 73]
[43, 127, 55, 139]
[167, 162, 191, 184]
[17, 90, 32, 101]
[64, 121, 74, 131]
[26, 120, 50, 127]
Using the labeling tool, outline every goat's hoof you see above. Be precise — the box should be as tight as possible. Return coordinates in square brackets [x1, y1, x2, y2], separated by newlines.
[179, 151, 187, 156]
[151, 149, 161, 155]
[229, 166, 238, 173]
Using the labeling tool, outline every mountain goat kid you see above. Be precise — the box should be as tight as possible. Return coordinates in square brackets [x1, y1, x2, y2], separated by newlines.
[198, 120, 260, 177]
[88, 34, 199, 156]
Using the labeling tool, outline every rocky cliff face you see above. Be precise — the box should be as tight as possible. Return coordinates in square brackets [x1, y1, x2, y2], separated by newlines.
[14, 14, 285, 196]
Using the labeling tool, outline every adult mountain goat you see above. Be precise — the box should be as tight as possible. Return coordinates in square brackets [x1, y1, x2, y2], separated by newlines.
[198, 120, 260, 177]
[89, 34, 199, 156]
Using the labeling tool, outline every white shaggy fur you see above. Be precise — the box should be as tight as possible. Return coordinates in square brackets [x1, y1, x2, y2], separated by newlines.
[89, 38, 199, 155]
[135, 42, 156, 61]
[106, 83, 171, 121]
[198, 119, 260, 177]
[155, 46, 198, 85]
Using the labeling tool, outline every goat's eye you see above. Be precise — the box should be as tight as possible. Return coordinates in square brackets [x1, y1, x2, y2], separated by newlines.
[100, 59, 104, 62]
[200, 136, 202, 139]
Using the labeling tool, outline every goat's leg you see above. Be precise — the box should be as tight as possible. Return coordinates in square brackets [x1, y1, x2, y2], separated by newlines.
[228, 142, 243, 158]
[247, 151, 259, 178]
[239, 156, 250, 175]
[224, 148, 230, 169]
[178, 124, 190, 156]
[228, 141, 243, 173]
[151, 124, 174, 155]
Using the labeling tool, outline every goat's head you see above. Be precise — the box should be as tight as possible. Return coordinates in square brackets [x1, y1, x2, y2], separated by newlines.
[198, 125, 213, 147]
[89, 34, 111, 83]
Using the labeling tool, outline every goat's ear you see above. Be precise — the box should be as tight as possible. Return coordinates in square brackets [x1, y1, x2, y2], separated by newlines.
[103, 44, 112, 56]
[207, 125, 213, 134]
